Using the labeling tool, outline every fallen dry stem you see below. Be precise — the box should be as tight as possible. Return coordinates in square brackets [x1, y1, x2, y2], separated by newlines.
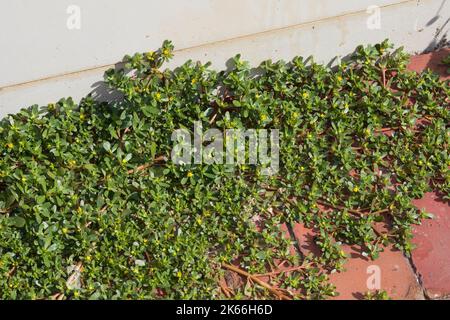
[221, 263, 292, 300]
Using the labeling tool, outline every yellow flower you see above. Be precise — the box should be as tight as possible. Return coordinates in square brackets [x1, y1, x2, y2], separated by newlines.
[191, 78, 197, 85]
[196, 217, 202, 225]
[85, 255, 92, 262]
[353, 186, 359, 193]
[21, 177, 27, 182]
[418, 160, 423, 165]
[337, 76, 343, 82]
[177, 271, 182, 278]
[163, 48, 170, 56]
[62, 228, 68, 234]
[155, 92, 161, 101]
[5, 143, 13, 149]
[68, 160, 76, 167]
[79, 113, 85, 121]
[260, 114, 267, 121]
[302, 92, 309, 99]
[187, 171, 193, 178]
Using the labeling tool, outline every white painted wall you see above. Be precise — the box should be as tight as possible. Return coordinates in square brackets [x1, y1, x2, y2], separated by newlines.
[0, 0, 449, 117]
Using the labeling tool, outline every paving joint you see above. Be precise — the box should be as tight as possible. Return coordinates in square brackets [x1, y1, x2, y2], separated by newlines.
[404, 252, 430, 299]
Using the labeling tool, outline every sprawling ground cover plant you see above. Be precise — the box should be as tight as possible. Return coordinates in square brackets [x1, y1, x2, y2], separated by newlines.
[0, 40, 448, 299]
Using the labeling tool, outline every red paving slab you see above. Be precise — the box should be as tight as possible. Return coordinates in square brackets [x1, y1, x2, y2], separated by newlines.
[412, 192, 450, 299]
[408, 49, 450, 299]
[290, 223, 424, 300]
[408, 48, 450, 81]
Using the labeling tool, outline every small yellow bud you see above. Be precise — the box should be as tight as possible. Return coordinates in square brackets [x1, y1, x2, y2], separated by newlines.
[187, 171, 193, 178]
[68, 160, 76, 167]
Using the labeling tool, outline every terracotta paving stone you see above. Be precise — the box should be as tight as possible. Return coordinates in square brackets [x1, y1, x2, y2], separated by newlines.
[288, 223, 424, 300]
[407, 48, 450, 81]
[407, 50, 450, 299]
[411, 192, 450, 299]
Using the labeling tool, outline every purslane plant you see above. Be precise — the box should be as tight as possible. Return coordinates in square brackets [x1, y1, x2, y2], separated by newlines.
[0, 40, 448, 299]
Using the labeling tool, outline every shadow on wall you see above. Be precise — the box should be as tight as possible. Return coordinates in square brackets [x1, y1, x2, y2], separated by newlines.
[424, 0, 450, 52]
[89, 61, 125, 103]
